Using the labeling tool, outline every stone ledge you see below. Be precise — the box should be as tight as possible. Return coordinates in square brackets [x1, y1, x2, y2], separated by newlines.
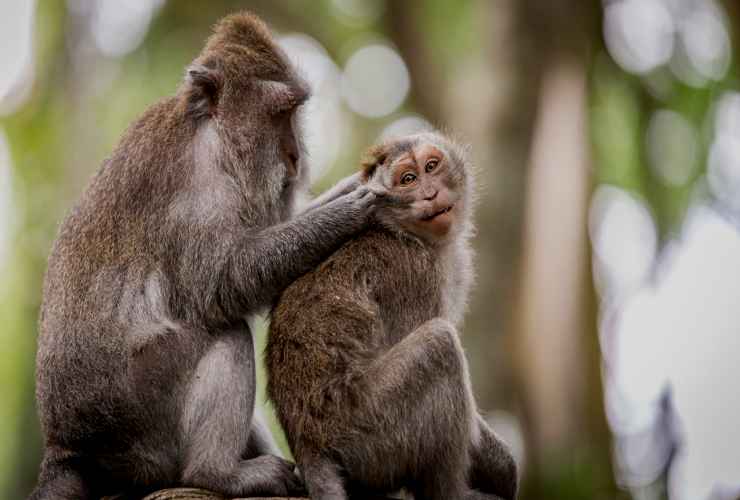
[120, 487, 397, 500]
[140, 489, 305, 499]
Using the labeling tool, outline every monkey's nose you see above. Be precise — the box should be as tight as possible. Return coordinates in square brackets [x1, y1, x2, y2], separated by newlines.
[423, 189, 438, 201]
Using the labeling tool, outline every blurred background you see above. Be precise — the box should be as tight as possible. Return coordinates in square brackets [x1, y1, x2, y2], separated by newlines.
[1, 0, 739, 499]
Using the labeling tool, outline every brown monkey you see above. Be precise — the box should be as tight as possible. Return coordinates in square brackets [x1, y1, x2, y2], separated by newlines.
[31, 12, 400, 500]
[267, 132, 518, 500]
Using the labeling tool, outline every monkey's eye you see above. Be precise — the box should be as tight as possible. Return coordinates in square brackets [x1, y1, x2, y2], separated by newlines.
[400, 172, 417, 185]
[425, 158, 439, 173]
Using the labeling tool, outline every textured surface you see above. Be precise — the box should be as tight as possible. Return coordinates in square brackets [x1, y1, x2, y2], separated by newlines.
[140, 488, 305, 499]
[133, 488, 397, 499]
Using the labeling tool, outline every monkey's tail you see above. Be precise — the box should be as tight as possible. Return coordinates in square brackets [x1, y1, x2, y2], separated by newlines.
[29, 452, 95, 500]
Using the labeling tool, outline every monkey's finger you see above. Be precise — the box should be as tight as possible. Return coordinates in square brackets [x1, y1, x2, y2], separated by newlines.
[340, 171, 365, 191]
[366, 184, 388, 198]
[377, 191, 415, 208]
[367, 185, 407, 205]
[347, 185, 378, 206]
[339, 183, 369, 199]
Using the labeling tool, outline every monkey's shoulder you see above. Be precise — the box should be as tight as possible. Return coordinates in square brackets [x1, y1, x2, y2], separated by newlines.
[275, 228, 441, 334]
[346, 227, 435, 265]
[273, 228, 435, 317]
[323, 228, 438, 289]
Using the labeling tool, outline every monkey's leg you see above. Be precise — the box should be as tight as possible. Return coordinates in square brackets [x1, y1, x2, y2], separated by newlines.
[467, 414, 518, 500]
[359, 318, 472, 500]
[243, 410, 307, 496]
[463, 491, 507, 500]
[29, 452, 95, 500]
[295, 451, 348, 500]
[180, 333, 301, 497]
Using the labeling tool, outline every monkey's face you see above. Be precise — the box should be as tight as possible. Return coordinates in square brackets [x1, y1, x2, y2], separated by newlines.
[366, 133, 470, 242]
[224, 78, 310, 219]
[182, 16, 312, 224]
[263, 86, 310, 218]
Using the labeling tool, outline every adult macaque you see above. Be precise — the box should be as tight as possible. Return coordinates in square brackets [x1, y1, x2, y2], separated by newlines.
[267, 132, 518, 500]
[31, 12, 399, 500]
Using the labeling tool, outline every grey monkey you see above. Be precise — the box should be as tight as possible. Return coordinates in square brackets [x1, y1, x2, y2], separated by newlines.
[31, 12, 398, 500]
[267, 132, 518, 500]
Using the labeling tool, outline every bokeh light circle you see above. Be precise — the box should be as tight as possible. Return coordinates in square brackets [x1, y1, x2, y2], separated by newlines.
[604, 0, 675, 75]
[378, 115, 433, 141]
[341, 44, 410, 118]
[279, 33, 346, 183]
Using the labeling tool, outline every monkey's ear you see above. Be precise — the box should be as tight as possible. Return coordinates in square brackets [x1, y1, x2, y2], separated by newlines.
[361, 146, 388, 181]
[184, 63, 223, 119]
[260, 80, 309, 115]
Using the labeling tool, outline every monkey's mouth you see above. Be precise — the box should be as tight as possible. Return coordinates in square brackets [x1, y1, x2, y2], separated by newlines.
[420, 204, 454, 222]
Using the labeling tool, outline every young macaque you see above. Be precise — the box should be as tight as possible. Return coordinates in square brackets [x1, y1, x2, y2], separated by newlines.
[267, 132, 518, 500]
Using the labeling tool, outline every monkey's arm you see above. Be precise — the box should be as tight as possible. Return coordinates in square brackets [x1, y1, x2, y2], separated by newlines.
[301, 172, 363, 213]
[223, 187, 376, 313]
[468, 414, 518, 500]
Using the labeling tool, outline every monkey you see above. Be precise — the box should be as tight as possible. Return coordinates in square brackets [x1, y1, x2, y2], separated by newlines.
[31, 12, 403, 500]
[266, 132, 518, 500]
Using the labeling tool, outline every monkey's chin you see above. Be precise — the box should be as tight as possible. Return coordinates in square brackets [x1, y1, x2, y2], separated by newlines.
[414, 207, 455, 239]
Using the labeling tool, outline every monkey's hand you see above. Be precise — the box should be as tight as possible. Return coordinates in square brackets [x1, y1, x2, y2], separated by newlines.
[365, 182, 415, 220]
[302, 172, 365, 213]
[332, 171, 364, 195]
[241, 454, 305, 497]
[342, 183, 417, 222]
[336, 183, 380, 221]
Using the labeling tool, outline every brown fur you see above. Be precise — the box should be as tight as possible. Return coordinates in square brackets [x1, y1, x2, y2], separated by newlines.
[267, 132, 518, 500]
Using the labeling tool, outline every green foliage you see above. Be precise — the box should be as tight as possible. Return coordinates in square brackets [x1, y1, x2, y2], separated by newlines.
[526, 447, 631, 500]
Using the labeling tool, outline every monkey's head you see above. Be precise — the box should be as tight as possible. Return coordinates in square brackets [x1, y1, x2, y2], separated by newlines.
[362, 132, 474, 243]
[180, 12, 310, 222]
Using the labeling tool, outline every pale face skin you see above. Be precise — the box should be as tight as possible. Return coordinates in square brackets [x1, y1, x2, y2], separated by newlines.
[370, 142, 462, 242]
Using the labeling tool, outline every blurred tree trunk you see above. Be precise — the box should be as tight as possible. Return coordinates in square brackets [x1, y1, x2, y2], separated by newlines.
[723, 0, 740, 54]
[386, 2, 445, 126]
[510, 2, 619, 498]
[517, 55, 591, 455]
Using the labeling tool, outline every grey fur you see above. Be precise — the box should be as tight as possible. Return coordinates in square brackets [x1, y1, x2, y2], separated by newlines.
[30, 12, 392, 500]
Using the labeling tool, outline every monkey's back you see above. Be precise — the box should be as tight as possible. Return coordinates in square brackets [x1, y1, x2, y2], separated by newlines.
[266, 226, 452, 452]
[35, 96, 201, 461]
